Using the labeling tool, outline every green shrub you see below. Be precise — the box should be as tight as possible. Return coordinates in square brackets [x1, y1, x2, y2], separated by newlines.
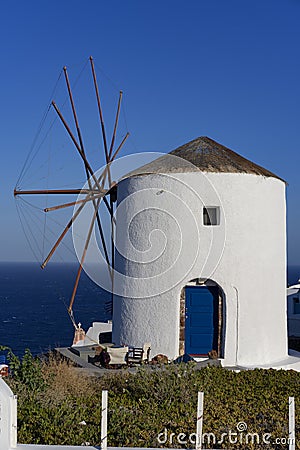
[2, 351, 300, 449]
[1, 346, 44, 392]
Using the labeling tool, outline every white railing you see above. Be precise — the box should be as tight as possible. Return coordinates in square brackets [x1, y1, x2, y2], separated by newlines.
[0, 376, 296, 450]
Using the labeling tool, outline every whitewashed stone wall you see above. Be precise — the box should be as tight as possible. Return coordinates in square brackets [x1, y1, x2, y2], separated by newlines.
[113, 171, 287, 367]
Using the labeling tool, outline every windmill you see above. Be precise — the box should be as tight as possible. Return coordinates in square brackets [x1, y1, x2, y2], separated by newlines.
[14, 57, 129, 331]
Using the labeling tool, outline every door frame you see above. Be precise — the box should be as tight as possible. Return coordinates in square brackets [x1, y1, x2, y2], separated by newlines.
[179, 279, 224, 357]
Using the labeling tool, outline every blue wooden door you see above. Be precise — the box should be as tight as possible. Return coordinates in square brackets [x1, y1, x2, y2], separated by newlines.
[185, 286, 219, 356]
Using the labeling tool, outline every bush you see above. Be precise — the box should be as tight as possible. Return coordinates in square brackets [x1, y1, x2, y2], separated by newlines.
[3, 350, 300, 449]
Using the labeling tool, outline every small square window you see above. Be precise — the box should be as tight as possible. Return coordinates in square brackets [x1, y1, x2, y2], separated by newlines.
[203, 207, 220, 226]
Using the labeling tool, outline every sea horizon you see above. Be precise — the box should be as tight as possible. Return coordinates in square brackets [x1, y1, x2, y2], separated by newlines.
[0, 261, 111, 357]
[1, 261, 300, 357]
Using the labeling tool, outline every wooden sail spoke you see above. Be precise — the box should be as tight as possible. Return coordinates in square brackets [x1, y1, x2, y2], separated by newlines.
[68, 196, 112, 314]
[63, 67, 90, 176]
[44, 192, 105, 212]
[41, 190, 116, 228]
[55, 71, 115, 244]
[110, 194, 115, 312]
[95, 211, 111, 273]
[14, 188, 102, 196]
[99, 132, 129, 189]
[62, 69, 115, 270]
[51, 101, 103, 193]
[68, 264, 83, 314]
[89, 56, 109, 164]
[16, 60, 130, 322]
[111, 132, 129, 161]
[109, 91, 123, 160]
[41, 187, 107, 269]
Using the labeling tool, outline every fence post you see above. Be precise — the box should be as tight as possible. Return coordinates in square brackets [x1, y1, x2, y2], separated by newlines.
[101, 390, 108, 450]
[289, 396, 295, 450]
[196, 392, 204, 450]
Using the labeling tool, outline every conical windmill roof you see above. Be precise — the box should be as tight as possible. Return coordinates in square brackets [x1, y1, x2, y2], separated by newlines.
[127, 136, 284, 181]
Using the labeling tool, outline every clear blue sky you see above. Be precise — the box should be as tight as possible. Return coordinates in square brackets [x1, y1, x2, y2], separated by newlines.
[1, 0, 300, 264]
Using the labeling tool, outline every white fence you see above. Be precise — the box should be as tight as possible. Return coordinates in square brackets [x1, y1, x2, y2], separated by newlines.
[0, 377, 295, 450]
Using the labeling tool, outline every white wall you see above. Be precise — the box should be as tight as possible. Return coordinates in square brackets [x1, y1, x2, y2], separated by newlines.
[0, 377, 17, 449]
[113, 172, 287, 366]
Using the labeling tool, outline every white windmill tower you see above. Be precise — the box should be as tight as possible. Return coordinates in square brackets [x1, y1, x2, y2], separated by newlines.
[112, 136, 300, 369]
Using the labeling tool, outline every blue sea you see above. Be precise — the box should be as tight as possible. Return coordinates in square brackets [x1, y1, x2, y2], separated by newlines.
[1, 262, 300, 358]
[0, 262, 111, 357]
